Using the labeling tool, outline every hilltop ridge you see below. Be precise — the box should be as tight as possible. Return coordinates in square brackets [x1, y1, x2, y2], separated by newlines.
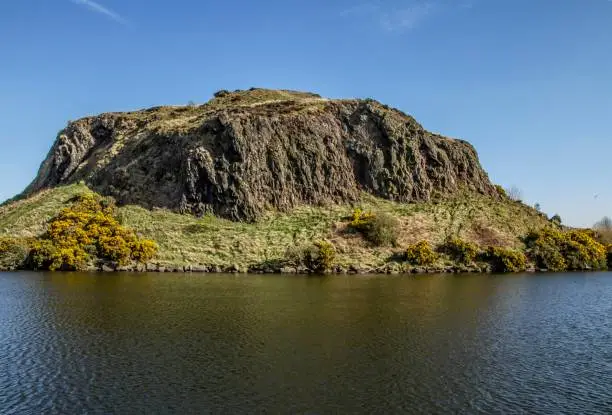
[24, 88, 497, 222]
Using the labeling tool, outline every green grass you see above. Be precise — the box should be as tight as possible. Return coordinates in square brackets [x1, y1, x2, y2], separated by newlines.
[207, 88, 322, 108]
[0, 184, 89, 237]
[0, 184, 551, 269]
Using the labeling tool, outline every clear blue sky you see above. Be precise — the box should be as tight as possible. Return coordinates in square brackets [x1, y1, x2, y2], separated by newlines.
[1, 0, 610, 227]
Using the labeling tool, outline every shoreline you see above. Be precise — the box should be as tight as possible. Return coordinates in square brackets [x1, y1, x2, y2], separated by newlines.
[3, 263, 608, 275]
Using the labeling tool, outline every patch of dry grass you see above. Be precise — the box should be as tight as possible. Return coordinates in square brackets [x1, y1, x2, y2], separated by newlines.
[0, 184, 90, 237]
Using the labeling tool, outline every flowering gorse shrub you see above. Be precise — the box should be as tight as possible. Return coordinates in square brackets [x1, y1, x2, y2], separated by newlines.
[524, 227, 607, 271]
[0, 236, 31, 270]
[348, 209, 399, 246]
[30, 193, 158, 271]
[441, 238, 479, 264]
[485, 247, 526, 273]
[285, 240, 336, 272]
[405, 241, 438, 266]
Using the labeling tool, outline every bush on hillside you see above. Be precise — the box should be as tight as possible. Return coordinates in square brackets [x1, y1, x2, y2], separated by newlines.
[0, 237, 31, 271]
[593, 217, 612, 245]
[29, 193, 158, 271]
[564, 230, 607, 270]
[286, 240, 336, 272]
[550, 214, 562, 226]
[440, 238, 479, 264]
[494, 185, 507, 198]
[349, 209, 399, 247]
[485, 247, 527, 273]
[213, 90, 230, 98]
[530, 241, 566, 271]
[506, 186, 523, 202]
[524, 228, 607, 271]
[405, 241, 438, 266]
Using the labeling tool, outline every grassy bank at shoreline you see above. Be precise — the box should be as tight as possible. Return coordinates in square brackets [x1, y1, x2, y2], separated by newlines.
[1, 184, 609, 274]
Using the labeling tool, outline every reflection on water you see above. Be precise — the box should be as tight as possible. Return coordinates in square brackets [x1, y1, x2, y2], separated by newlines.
[0, 272, 611, 413]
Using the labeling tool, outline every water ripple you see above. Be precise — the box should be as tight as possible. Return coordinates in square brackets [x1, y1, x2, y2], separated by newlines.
[0, 272, 611, 413]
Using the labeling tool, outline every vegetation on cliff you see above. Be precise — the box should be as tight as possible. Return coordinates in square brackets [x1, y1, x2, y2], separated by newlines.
[0, 183, 579, 273]
[1, 89, 609, 274]
[22, 88, 496, 222]
[524, 228, 608, 272]
[484, 247, 527, 273]
[0, 191, 156, 271]
[404, 241, 438, 266]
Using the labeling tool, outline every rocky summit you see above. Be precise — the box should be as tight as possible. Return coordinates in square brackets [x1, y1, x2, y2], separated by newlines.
[25, 89, 496, 221]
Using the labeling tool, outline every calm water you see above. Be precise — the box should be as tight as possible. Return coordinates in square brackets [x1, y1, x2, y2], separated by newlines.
[0, 272, 611, 414]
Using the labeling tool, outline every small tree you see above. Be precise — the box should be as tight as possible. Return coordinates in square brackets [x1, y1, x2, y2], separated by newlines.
[594, 216, 612, 231]
[506, 186, 523, 202]
[594, 216, 612, 245]
[550, 214, 562, 226]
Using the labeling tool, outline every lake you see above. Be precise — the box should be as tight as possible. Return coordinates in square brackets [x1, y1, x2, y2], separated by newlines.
[1, 272, 611, 414]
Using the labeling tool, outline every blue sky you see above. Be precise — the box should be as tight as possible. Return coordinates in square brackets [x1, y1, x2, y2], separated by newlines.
[0, 0, 610, 227]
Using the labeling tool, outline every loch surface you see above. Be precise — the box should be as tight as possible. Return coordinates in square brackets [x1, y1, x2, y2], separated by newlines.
[1, 272, 611, 414]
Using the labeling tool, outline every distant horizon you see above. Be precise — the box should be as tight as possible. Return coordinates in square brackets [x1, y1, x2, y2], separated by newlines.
[1, 0, 610, 227]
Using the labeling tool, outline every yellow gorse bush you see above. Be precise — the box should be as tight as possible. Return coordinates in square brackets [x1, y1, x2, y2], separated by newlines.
[30, 193, 158, 271]
[308, 240, 336, 272]
[441, 238, 479, 264]
[525, 227, 607, 271]
[405, 241, 438, 266]
[350, 208, 375, 228]
[486, 247, 526, 273]
[0, 236, 31, 270]
[285, 240, 336, 272]
[349, 208, 399, 246]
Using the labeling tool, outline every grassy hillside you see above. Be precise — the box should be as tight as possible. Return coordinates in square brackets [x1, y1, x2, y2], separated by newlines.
[0, 184, 551, 271]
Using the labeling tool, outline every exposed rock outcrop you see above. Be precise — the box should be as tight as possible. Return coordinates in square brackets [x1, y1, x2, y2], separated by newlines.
[25, 89, 496, 221]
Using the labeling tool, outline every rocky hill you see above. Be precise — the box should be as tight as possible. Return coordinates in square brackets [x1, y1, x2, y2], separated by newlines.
[24, 89, 497, 222]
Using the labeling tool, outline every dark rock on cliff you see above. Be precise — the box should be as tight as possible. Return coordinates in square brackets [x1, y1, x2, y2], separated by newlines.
[25, 89, 496, 221]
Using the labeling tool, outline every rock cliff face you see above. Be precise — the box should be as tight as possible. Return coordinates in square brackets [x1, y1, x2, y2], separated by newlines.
[25, 89, 497, 221]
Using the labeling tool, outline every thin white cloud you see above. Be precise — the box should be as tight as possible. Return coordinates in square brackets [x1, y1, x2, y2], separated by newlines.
[70, 0, 128, 25]
[339, 3, 380, 17]
[381, 2, 436, 31]
[340, 1, 439, 32]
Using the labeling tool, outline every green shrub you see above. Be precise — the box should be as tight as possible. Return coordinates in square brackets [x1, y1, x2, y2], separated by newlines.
[349, 209, 399, 247]
[284, 245, 305, 267]
[607, 246, 612, 268]
[405, 241, 438, 266]
[441, 238, 479, 264]
[0, 237, 31, 270]
[524, 227, 607, 271]
[530, 241, 566, 271]
[213, 89, 230, 98]
[494, 185, 507, 198]
[285, 240, 336, 272]
[305, 241, 336, 272]
[485, 247, 526, 273]
[550, 214, 562, 226]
